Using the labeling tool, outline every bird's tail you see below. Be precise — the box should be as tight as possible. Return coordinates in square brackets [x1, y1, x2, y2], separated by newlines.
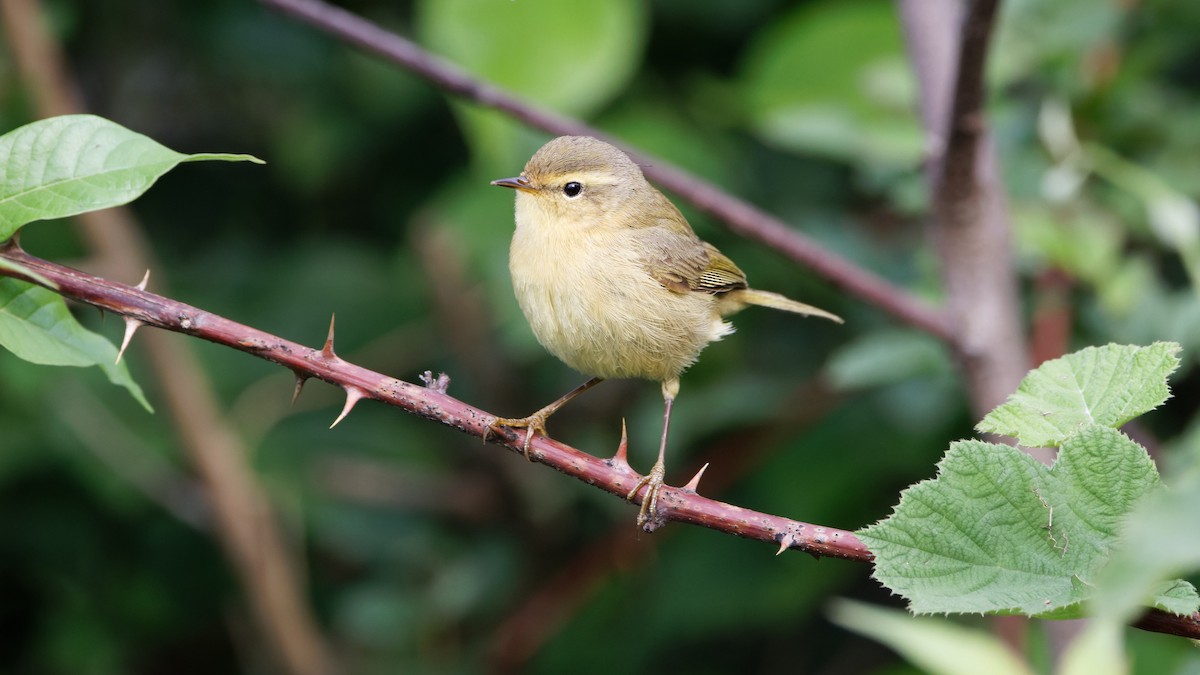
[721, 288, 843, 324]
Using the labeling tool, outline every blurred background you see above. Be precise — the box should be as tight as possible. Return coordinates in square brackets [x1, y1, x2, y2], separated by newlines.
[2, 0, 1200, 673]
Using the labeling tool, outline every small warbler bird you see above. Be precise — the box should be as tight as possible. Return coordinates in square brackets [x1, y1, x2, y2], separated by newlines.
[491, 136, 841, 527]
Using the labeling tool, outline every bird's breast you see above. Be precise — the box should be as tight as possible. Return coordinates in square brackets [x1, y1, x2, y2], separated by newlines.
[508, 214, 731, 382]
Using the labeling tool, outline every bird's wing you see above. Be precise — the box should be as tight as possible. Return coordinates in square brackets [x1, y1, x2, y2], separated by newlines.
[641, 225, 748, 296]
[694, 242, 749, 294]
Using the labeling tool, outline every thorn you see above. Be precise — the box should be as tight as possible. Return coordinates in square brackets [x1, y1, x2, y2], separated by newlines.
[776, 536, 791, 556]
[682, 463, 709, 492]
[321, 313, 337, 360]
[116, 316, 144, 364]
[291, 373, 308, 406]
[611, 418, 630, 466]
[330, 386, 366, 428]
[135, 269, 150, 291]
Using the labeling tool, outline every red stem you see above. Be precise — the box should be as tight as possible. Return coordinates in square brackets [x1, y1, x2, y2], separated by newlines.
[0, 241, 870, 562]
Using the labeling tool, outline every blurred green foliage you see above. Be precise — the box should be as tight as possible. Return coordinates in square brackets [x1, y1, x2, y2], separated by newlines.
[1, 0, 1200, 673]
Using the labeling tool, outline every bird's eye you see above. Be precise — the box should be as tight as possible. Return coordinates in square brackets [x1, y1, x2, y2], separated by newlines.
[563, 182, 583, 198]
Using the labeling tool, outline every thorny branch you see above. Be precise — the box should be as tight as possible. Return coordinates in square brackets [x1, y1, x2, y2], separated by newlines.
[254, 0, 1199, 644]
[0, 241, 869, 563]
[4, 238, 1197, 641]
[899, 0, 1031, 423]
[4, 0, 1196, 647]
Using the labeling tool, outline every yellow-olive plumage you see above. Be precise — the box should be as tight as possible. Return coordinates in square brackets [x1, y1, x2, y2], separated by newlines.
[492, 136, 841, 526]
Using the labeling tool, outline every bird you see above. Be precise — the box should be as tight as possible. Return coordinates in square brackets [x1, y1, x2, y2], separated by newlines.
[489, 135, 842, 527]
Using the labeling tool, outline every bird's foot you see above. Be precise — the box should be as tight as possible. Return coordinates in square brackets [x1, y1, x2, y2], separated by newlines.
[626, 459, 667, 529]
[486, 410, 550, 461]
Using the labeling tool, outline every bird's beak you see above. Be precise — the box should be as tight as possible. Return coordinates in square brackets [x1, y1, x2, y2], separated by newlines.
[491, 175, 536, 193]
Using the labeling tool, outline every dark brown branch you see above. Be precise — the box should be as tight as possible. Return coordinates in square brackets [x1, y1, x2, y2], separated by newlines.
[938, 0, 998, 194]
[898, 0, 1032, 426]
[257, 0, 955, 346]
[1133, 607, 1200, 640]
[0, 241, 869, 562]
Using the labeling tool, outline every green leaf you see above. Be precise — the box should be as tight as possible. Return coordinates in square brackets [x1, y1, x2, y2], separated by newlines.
[826, 329, 951, 389]
[416, 0, 645, 169]
[417, 0, 643, 115]
[859, 426, 1184, 617]
[740, 0, 922, 167]
[828, 599, 1033, 675]
[1013, 202, 1123, 287]
[991, 0, 1122, 91]
[0, 279, 151, 411]
[1082, 142, 1200, 294]
[978, 342, 1180, 447]
[0, 114, 263, 239]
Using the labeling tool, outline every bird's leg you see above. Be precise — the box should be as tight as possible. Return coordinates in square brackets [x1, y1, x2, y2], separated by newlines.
[627, 378, 679, 527]
[487, 376, 603, 460]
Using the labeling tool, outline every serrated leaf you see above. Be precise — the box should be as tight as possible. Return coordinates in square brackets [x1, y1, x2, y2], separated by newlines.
[859, 426, 1180, 617]
[978, 342, 1180, 447]
[829, 599, 1033, 675]
[1148, 579, 1200, 616]
[0, 114, 263, 239]
[0, 279, 151, 411]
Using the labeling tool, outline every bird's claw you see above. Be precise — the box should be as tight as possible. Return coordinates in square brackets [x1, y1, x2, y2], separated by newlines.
[487, 413, 549, 461]
[626, 460, 667, 528]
